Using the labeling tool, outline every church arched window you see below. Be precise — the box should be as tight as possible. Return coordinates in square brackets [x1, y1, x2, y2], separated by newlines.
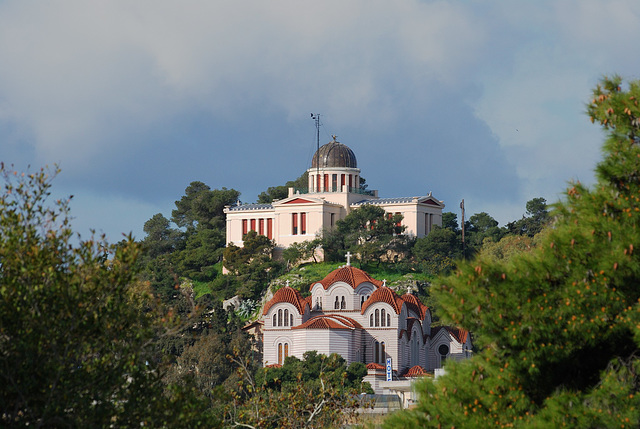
[278, 343, 283, 365]
[361, 296, 365, 307]
[374, 341, 380, 364]
[381, 309, 386, 327]
[278, 309, 282, 327]
[381, 342, 386, 363]
[439, 344, 449, 366]
[284, 343, 289, 359]
[290, 314, 293, 326]
[284, 309, 289, 327]
[375, 309, 380, 327]
[340, 296, 346, 309]
[334, 296, 339, 309]
[273, 314, 277, 326]
[387, 313, 391, 326]
[370, 314, 374, 327]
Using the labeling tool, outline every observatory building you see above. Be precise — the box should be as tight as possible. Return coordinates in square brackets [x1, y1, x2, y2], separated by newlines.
[224, 136, 445, 254]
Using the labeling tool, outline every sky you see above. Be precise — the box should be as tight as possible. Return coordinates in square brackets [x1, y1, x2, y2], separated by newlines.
[1, 0, 640, 242]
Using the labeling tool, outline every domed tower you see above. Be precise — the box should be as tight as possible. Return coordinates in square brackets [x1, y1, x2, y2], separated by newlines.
[307, 136, 362, 194]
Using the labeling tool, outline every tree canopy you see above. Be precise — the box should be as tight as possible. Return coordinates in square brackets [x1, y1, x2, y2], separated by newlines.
[0, 165, 215, 428]
[385, 76, 640, 427]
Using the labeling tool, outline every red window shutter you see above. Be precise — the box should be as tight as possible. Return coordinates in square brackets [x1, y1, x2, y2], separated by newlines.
[292, 213, 298, 235]
[267, 218, 273, 239]
[324, 174, 329, 192]
[259, 218, 264, 235]
[341, 174, 345, 187]
[301, 213, 306, 235]
[250, 219, 256, 231]
[242, 219, 248, 235]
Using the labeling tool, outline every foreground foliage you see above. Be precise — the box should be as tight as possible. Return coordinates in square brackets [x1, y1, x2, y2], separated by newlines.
[385, 77, 640, 427]
[229, 351, 371, 428]
[0, 166, 215, 427]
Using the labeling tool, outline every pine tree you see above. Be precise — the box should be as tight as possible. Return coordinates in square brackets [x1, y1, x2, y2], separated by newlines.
[385, 76, 640, 427]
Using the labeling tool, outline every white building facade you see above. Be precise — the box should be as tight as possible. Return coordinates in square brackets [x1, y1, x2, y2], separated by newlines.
[261, 263, 472, 379]
[224, 137, 445, 253]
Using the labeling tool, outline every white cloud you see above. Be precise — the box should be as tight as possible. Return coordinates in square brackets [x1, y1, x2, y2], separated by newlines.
[1, 0, 640, 237]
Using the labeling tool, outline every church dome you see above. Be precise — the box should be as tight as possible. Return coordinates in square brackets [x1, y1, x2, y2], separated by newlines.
[311, 137, 357, 169]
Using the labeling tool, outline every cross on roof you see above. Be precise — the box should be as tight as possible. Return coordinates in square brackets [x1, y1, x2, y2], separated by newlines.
[345, 251, 352, 266]
[383, 279, 387, 288]
[286, 280, 290, 287]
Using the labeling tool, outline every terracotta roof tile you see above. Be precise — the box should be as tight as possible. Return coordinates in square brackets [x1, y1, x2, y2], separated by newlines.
[313, 265, 383, 291]
[291, 314, 362, 330]
[265, 363, 282, 368]
[431, 326, 470, 344]
[402, 365, 427, 377]
[366, 362, 385, 370]
[401, 293, 429, 320]
[360, 286, 404, 315]
[263, 286, 309, 315]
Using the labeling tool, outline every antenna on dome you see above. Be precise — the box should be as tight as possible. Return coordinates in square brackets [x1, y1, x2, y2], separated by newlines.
[311, 113, 320, 186]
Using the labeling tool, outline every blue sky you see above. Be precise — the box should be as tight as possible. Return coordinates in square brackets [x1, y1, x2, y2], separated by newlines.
[1, 0, 639, 242]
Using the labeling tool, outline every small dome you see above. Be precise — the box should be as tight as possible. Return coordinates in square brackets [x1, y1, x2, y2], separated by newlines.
[311, 136, 357, 169]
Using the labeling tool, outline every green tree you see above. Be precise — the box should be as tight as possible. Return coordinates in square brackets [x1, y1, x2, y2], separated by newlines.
[412, 226, 460, 274]
[257, 172, 308, 203]
[0, 165, 215, 428]
[506, 197, 550, 237]
[232, 351, 371, 428]
[169, 182, 239, 279]
[441, 211, 460, 232]
[323, 205, 409, 266]
[464, 211, 504, 254]
[223, 230, 284, 299]
[282, 238, 322, 267]
[384, 76, 640, 427]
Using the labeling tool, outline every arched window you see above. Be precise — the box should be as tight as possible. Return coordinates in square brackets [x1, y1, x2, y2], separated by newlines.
[278, 343, 283, 365]
[334, 296, 339, 309]
[370, 314, 374, 327]
[375, 309, 380, 327]
[374, 341, 380, 364]
[381, 309, 386, 327]
[284, 343, 289, 359]
[361, 296, 365, 306]
[439, 344, 449, 365]
[340, 296, 346, 309]
[290, 314, 293, 326]
[273, 314, 277, 326]
[278, 309, 282, 327]
[387, 313, 391, 326]
[284, 309, 289, 327]
[381, 342, 386, 363]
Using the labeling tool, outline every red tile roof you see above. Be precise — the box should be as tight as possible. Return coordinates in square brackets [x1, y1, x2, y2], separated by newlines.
[401, 293, 429, 320]
[313, 265, 384, 291]
[431, 326, 470, 344]
[291, 314, 362, 330]
[262, 286, 309, 315]
[366, 362, 385, 370]
[265, 363, 282, 368]
[403, 365, 427, 377]
[360, 286, 405, 314]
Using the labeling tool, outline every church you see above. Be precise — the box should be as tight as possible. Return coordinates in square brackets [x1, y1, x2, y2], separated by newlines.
[261, 259, 472, 389]
[224, 136, 445, 254]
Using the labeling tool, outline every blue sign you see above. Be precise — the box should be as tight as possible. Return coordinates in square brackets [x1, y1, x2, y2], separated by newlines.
[386, 358, 392, 381]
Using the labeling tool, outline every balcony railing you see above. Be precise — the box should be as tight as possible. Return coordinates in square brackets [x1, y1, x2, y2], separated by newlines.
[293, 186, 376, 196]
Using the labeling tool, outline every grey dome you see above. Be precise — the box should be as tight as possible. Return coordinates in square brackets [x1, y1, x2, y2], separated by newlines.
[311, 137, 357, 169]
